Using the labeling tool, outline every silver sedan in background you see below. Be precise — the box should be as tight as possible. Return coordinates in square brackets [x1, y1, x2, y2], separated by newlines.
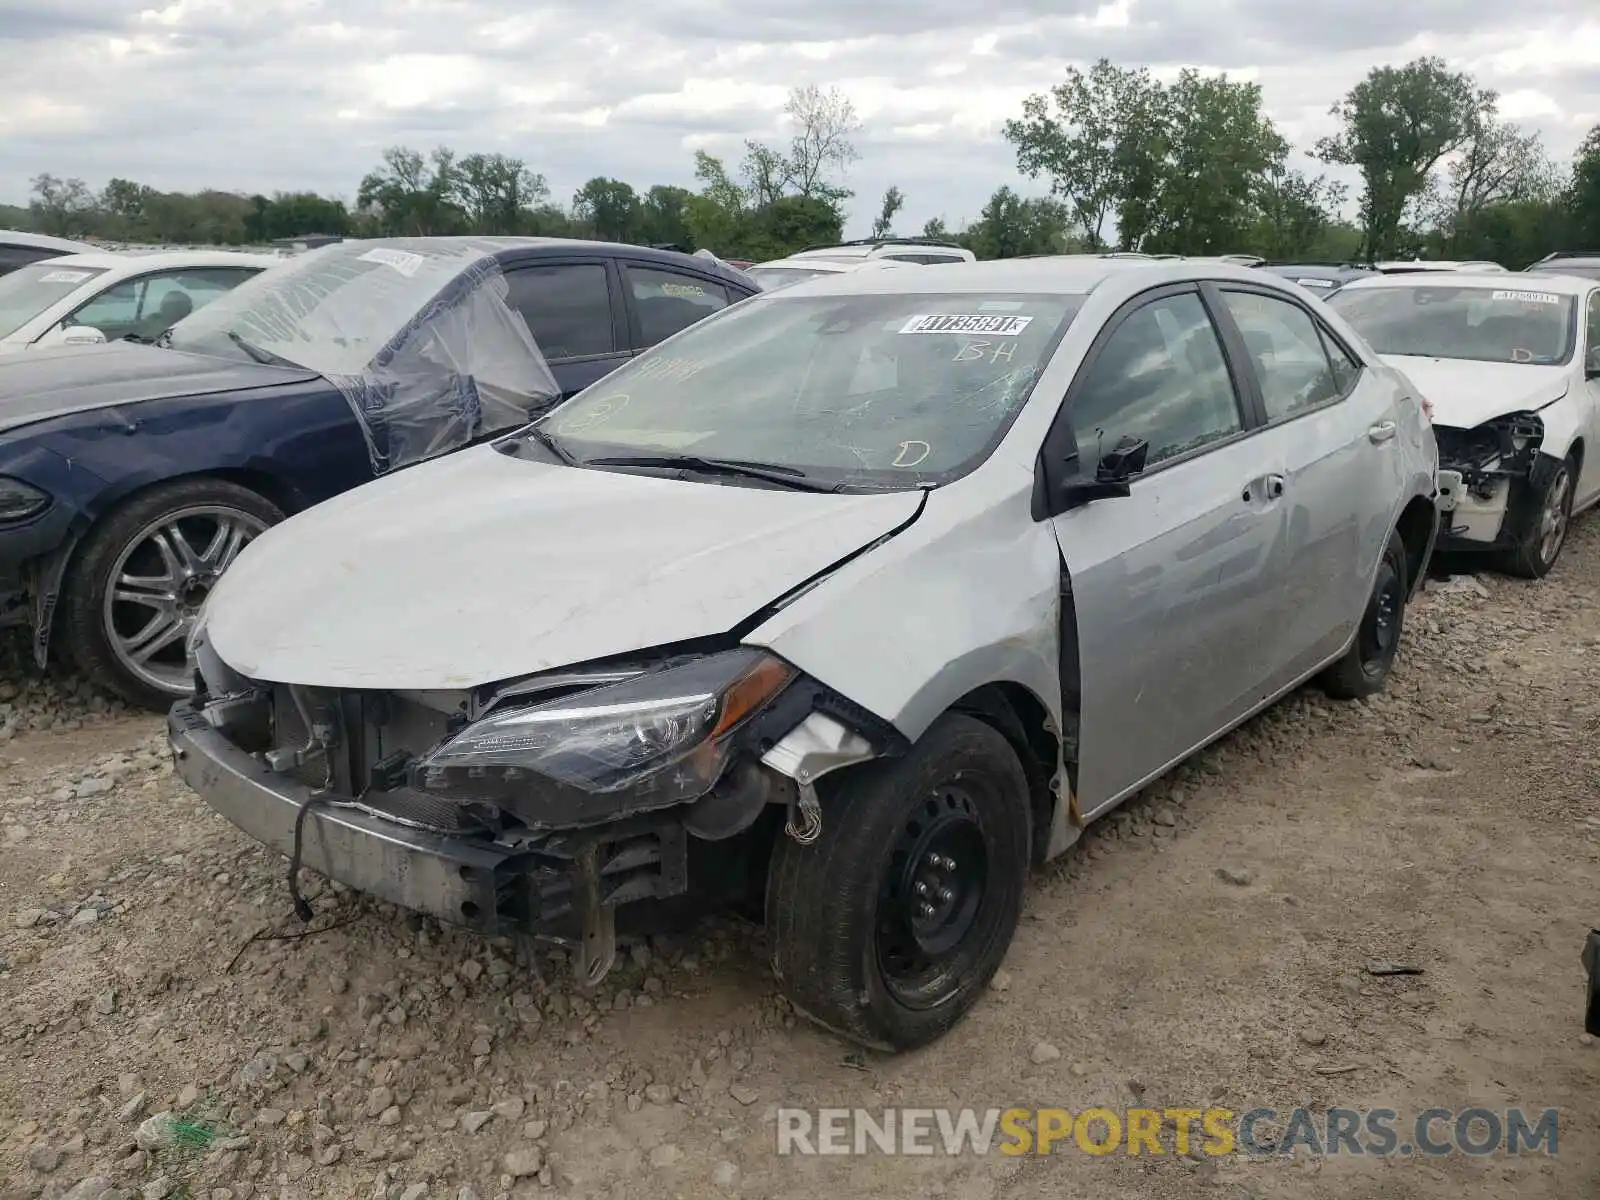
[174, 258, 1443, 1052]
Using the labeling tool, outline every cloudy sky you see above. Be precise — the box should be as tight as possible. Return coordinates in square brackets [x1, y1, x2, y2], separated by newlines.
[2, 0, 1597, 238]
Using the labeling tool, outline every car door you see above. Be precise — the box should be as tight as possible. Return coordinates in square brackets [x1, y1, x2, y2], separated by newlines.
[616, 261, 733, 352]
[1575, 290, 1600, 510]
[501, 259, 631, 399]
[1209, 283, 1403, 686]
[1041, 283, 1291, 817]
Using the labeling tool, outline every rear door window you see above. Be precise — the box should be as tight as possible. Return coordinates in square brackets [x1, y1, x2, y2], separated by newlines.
[503, 263, 618, 362]
[623, 265, 731, 348]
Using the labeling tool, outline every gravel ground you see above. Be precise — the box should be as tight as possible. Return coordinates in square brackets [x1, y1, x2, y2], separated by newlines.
[3, 521, 1600, 1200]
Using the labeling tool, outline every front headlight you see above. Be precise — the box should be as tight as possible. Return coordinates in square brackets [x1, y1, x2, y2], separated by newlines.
[415, 648, 795, 808]
[0, 476, 49, 522]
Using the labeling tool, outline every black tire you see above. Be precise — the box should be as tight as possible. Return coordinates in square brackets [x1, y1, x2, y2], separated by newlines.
[765, 712, 1030, 1051]
[1495, 453, 1575, 580]
[1320, 527, 1408, 701]
[59, 478, 284, 710]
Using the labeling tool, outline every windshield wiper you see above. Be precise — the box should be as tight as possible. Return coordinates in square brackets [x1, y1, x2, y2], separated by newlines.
[583, 454, 843, 492]
[518, 423, 579, 466]
[226, 330, 302, 370]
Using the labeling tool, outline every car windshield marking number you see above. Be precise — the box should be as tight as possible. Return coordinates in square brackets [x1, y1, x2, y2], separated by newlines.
[1490, 289, 1560, 305]
[899, 313, 1034, 336]
[632, 356, 704, 382]
[358, 247, 425, 277]
[891, 440, 932, 467]
[953, 340, 1018, 364]
[1297, 278, 1335, 288]
[39, 270, 93, 284]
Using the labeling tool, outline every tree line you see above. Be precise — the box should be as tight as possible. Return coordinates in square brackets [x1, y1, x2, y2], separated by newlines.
[7, 62, 1600, 267]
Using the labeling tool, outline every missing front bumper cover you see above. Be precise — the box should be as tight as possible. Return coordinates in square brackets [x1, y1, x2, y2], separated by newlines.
[169, 700, 687, 986]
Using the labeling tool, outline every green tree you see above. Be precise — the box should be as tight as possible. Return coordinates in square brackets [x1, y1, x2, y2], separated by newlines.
[1004, 60, 1163, 249]
[1564, 125, 1600, 248]
[571, 177, 641, 242]
[28, 173, 98, 237]
[637, 185, 696, 248]
[963, 187, 1080, 259]
[455, 153, 548, 234]
[1245, 168, 1347, 260]
[1315, 57, 1492, 259]
[357, 146, 465, 236]
[870, 186, 905, 239]
[1125, 69, 1288, 254]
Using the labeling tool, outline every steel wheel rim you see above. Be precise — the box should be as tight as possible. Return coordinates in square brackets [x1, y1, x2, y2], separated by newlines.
[102, 504, 266, 695]
[874, 784, 993, 1010]
[1359, 559, 1402, 672]
[1539, 469, 1571, 565]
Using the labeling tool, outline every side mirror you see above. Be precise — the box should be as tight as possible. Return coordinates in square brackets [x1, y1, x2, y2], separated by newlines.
[41, 324, 106, 347]
[1096, 435, 1149, 483]
[1053, 438, 1149, 511]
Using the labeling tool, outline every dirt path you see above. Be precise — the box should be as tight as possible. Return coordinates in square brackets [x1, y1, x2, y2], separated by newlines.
[3, 520, 1600, 1200]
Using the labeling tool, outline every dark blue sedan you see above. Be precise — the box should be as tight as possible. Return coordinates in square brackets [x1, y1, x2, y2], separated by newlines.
[0, 236, 759, 707]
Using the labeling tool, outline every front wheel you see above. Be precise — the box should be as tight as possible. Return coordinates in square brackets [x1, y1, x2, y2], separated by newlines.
[1320, 527, 1408, 701]
[765, 712, 1030, 1051]
[59, 478, 283, 710]
[1496, 452, 1575, 580]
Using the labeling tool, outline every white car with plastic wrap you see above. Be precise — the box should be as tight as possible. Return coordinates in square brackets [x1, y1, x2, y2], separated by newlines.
[1329, 271, 1600, 577]
[0, 250, 277, 354]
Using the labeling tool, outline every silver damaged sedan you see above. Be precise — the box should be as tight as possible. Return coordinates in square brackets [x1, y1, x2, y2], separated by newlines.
[172, 258, 1444, 1051]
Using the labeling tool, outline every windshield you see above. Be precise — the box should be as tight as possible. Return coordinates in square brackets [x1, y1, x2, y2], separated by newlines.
[535, 291, 1083, 488]
[746, 266, 834, 290]
[165, 238, 516, 375]
[0, 263, 108, 339]
[1326, 285, 1578, 366]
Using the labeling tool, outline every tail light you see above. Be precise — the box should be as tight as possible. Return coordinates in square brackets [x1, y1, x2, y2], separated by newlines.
[1419, 396, 1434, 422]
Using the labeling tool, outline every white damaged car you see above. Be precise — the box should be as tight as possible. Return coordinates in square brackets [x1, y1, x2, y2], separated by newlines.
[1328, 272, 1600, 577]
[173, 258, 1441, 1050]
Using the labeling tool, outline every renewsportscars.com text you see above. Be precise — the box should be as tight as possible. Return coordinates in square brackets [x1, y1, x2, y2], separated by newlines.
[775, 1106, 1560, 1158]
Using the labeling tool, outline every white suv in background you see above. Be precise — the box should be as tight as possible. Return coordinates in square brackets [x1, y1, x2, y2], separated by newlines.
[745, 257, 915, 291]
[787, 238, 977, 267]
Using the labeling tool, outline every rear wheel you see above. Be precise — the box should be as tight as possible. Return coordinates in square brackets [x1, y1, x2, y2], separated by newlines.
[765, 712, 1030, 1051]
[59, 478, 282, 710]
[1496, 453, 1574, 580]
[1320, 528, 1408, 701]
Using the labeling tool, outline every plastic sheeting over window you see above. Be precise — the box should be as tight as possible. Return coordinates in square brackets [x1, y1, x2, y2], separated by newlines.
[164, 238, 561, 473]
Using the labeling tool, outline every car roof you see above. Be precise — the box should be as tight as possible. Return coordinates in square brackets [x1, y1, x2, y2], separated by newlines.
[335, 235, 758, 290]
[43, 249, 281, 270]
[758, 256, 1285, 298]
[1336, 270, 1593, 295]
[0, 229, 100, 254]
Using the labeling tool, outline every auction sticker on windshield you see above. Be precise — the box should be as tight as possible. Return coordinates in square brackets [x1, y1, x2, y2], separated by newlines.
[1491, 290, 1561, 305]
[900, 313, 1034, 336]
[38, 270, 93, 284]
[359, 247, 425, 278]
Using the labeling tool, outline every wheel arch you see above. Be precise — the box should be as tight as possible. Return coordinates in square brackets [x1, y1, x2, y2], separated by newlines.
[1394, 493, 1438, 600]
[32, 468, 295, 669]
[947, 681, 1061, 865]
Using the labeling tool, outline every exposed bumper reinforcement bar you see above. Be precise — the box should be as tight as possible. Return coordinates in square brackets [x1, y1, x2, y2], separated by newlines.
[167, 701, 689, 960]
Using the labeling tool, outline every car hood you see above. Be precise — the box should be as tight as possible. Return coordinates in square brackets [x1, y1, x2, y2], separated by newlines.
[1378, 355, 1570, 429]
[0, 341, 318, 434]
[205, 444, 924, 690]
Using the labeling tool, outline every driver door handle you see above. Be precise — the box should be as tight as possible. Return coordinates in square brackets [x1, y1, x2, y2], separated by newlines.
[1264, 473, 1285, 500]
[1368, 420, 1398, 443]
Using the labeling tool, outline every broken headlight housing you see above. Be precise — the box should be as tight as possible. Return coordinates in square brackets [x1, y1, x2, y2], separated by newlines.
[415, 648, 795, 810]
